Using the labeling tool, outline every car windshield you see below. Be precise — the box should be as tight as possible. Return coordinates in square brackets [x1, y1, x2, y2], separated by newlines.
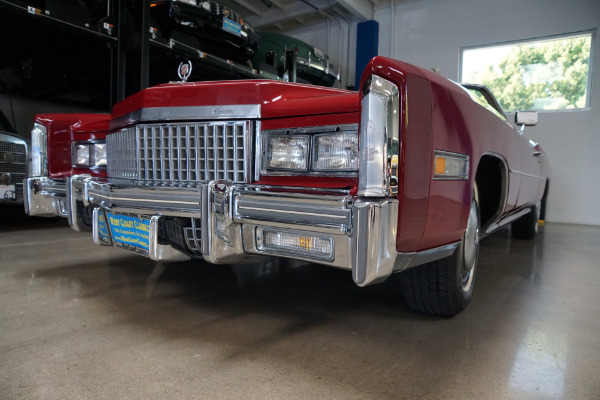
[461, 84, 507, 121]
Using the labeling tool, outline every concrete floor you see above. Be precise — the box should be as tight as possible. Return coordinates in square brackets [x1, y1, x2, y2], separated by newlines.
[1, 212, 599, 400]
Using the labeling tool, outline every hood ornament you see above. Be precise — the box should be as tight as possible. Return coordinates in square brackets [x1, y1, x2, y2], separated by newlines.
[178, 60, 192, 82]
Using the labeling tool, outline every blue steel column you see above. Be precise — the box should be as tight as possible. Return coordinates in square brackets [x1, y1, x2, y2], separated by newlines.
[355, 20, 379, 89]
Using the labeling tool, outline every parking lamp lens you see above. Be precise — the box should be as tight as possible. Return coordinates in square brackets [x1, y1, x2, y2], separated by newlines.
[257, 228, 333, 261]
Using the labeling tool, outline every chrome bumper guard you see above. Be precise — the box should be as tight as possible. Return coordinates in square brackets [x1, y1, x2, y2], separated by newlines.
[24, 177, 69, 217]
[67, 176, 458, 287]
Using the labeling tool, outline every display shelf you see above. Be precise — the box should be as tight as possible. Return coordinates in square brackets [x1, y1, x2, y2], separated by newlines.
[150, 38, 281, 82]
[0, 0, 117, 42]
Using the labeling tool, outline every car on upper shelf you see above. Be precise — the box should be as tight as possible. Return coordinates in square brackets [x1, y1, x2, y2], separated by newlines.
[0, 112, 28, 206]
[25, 57, 549, 316]
[149, 0, 259, 63]
[252, 31, 340, 87]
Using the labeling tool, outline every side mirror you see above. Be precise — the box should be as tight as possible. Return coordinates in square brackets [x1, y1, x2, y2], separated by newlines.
[515, 111, 538, 126]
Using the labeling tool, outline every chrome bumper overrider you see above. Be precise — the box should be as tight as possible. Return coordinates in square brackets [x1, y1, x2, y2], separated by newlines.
[64, 175, 458, 287]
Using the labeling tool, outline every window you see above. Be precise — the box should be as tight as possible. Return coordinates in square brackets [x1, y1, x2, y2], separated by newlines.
[461, 33, 593, 112]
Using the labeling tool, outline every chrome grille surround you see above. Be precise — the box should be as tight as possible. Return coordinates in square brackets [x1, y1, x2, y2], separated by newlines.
[107, 121, 251, 185]
[0, 140, 27, 178]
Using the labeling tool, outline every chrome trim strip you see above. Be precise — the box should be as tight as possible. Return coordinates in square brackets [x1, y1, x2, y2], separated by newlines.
[358, 75, 399, 197]
[110, 104, 261, 130]
[86, 183, 202, 212]
[403, 242, 460, 269]
[238, 206, 347, 219]
[236, 185, 351, 196]
[235, 196, 351, 229]
[484, 208, 531, 236]
[511, 169, 546, 180]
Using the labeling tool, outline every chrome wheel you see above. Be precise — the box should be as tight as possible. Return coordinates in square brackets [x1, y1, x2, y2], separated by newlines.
[461, 196, 479, 292]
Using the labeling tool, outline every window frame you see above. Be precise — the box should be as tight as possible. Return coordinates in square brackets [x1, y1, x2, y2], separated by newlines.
[459, 30, 595, 113]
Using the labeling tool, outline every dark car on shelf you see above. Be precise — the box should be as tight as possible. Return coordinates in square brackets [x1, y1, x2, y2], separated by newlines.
[252, 31, 340, 87]
[150, 0, 259, 63]
[0, 112, 28, 206]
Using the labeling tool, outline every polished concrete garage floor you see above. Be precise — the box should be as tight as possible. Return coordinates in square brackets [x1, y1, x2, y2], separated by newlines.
[1, 213, 599, 400]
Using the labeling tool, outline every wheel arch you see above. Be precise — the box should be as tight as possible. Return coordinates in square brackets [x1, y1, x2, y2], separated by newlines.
[474, 153, 508, 233]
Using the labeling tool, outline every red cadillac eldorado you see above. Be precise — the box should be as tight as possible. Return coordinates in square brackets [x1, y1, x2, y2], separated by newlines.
[24, 56, 548, 316]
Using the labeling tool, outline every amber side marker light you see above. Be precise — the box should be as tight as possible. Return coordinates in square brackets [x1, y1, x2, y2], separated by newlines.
[435, 156, 446, 175]
[433, 150, 469, 180]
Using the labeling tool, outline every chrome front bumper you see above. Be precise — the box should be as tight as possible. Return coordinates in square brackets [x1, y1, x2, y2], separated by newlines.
[24, 177, 69, 217]
[63, 175, 458, 287]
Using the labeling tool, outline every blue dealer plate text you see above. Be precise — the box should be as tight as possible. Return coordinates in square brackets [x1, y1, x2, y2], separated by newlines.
[106, 213, 151, 250]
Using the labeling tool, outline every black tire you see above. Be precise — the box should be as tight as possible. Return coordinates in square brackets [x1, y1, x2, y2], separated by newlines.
[400, 190, 480, 316]
[511, 202, 540, 240]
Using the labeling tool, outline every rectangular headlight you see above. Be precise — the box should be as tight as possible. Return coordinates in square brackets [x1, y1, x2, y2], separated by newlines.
[313, 132, 358, 171]
[75, 144, 90, 166]
[91, 143, 107, 168]
[264, 134, 309, 171]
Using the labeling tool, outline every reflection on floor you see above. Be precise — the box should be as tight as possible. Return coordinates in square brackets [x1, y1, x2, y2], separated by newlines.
[1, 214, 599, 399]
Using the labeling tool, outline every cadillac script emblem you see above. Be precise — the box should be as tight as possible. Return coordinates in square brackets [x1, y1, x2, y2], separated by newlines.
[178, 61, 192, 82]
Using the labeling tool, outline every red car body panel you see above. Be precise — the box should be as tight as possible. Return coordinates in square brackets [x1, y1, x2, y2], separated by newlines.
[36, 113, 109, 178]
[111, 80, 358, 126]
[361, 57, 547, 251]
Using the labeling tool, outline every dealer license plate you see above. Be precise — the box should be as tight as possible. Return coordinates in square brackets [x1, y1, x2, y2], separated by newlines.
[105, 212, 151, 256]
[0, 184, 16, 201]
[222, 17, 241, 37]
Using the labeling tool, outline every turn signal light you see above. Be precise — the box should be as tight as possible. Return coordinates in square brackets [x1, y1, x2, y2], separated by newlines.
[256, 228, 333, 261]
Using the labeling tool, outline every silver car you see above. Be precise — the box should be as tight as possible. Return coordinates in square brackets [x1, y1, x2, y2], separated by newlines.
[0, 113, 28, 205]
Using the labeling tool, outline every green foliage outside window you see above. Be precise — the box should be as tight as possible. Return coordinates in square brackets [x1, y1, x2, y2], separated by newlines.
[462, 34, 592, 111]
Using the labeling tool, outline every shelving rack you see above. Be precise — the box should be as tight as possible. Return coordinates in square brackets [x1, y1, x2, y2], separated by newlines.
[0, 0, 282, 110]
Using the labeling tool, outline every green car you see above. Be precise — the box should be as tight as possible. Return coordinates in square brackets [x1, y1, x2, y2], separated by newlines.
[252, 32, 339, 87]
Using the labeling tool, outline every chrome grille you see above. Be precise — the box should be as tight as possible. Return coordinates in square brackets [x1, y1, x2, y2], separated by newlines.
[0, 140, 27, 179]
[107, 121, 249, 184]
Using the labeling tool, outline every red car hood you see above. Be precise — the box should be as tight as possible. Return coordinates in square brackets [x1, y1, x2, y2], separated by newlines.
[111, 80, 358, 129]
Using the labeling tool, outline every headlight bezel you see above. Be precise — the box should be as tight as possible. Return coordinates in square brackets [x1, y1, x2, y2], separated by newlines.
[260, 124, 359, 176]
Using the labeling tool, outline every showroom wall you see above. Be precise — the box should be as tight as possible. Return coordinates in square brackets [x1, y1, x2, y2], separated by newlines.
[291, 0, 600, 226]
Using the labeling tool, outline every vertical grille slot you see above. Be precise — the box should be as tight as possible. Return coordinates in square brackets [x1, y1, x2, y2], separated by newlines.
[107, 121, 250, 184]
